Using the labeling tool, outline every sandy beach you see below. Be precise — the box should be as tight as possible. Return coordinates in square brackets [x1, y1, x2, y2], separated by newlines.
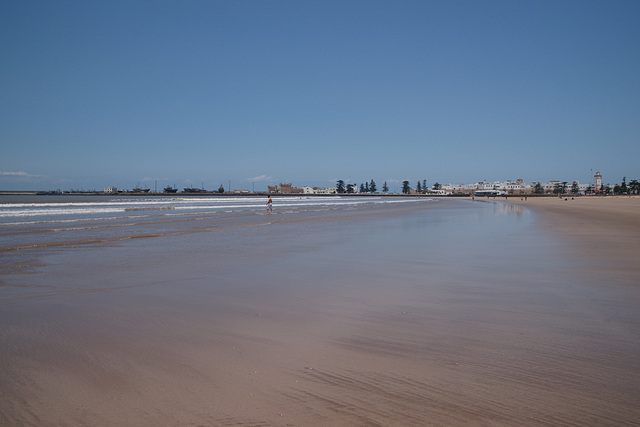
[505, 195, 640, 284]
[1, 197, 639, 426]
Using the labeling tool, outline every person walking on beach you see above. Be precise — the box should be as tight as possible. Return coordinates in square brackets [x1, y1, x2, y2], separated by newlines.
[266, 195, 273, 213]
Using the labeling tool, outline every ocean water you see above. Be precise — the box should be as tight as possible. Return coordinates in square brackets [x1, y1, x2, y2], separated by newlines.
[0, 195, 421, 251]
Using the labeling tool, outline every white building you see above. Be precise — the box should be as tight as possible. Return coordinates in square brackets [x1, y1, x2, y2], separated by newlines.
[428, 189, 450, 195]
[302, 186, 337, 194]
[544, 181, 560, 193]
[506, 182, 521, 192]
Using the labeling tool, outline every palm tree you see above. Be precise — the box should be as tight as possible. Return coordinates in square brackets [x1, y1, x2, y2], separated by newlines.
[534, 183, 544, 194]
[571, 181, 580, 194]
[620, 177, 628, 194]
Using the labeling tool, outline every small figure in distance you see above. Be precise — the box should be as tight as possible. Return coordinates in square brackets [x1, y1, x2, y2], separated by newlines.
[266, 195, 273, 213]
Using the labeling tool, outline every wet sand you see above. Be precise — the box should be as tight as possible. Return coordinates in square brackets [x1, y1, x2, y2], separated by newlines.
[1, 199, 640, 425]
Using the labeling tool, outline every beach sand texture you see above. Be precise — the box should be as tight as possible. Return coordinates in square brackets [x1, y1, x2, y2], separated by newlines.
[507, 195, 640, 282]
[1, 197, 639, 426]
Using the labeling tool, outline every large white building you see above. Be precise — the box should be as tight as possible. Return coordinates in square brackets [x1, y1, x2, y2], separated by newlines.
[303, 186, 337, 194]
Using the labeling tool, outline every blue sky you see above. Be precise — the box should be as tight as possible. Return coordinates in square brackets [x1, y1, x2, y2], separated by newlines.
[2, 0, 639, 191]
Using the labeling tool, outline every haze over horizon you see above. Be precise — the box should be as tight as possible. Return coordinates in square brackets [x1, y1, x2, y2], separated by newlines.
[2, 1, 639, 192]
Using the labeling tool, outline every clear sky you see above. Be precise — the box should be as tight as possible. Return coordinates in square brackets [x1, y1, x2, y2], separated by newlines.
[2, 0, 639, 191]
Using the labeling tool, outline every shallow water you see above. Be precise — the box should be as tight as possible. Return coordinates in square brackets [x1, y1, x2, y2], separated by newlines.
[0, 195, 421, 251]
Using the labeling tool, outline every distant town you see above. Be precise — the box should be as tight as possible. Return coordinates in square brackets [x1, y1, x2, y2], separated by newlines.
[80, 171, 640, 197]
[2, 172, 638, 197]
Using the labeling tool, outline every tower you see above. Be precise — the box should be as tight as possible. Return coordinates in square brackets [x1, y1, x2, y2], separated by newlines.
[594, 171, 602, 193]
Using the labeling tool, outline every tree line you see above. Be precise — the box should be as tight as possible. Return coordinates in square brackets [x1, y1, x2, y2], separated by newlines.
[336, 179, 381, 194]
[608, 177, 638, 195]
[336, 179, 440, 194]
[336, 177, 639, 196]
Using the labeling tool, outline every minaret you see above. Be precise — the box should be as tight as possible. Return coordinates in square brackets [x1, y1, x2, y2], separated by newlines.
[594, 171, 602, 193]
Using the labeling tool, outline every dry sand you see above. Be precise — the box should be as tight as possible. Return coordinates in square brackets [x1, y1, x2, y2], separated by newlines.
[505, 195, 640, 284]
[2, 199, 640, 426]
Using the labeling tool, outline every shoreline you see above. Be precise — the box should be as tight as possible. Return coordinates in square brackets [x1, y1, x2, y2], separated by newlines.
[0, 190, 463, 198]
